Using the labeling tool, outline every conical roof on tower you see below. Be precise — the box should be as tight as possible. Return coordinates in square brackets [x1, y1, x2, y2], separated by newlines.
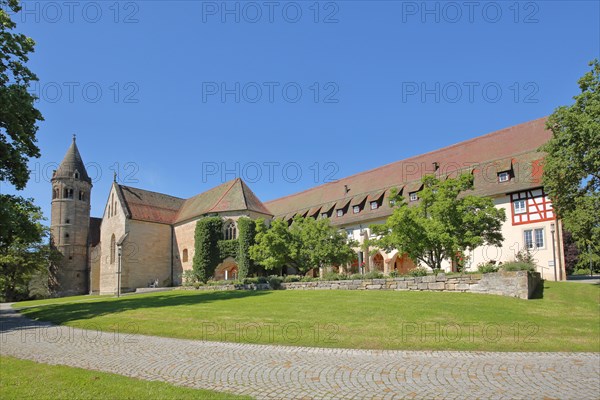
[53, 135, 91, 183]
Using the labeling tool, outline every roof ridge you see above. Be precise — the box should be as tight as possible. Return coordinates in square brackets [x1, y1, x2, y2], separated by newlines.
[265, 117, 548, 205]
[118, 184, 186, 201]
[207, 178, 240, 212]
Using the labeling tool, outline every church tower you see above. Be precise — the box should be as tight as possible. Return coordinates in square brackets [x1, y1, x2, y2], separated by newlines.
[50, 135, 92, 295]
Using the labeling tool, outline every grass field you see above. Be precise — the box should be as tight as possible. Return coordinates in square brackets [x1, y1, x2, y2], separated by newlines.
[0, 356, 250, 399]
[14, 281, 600, 352]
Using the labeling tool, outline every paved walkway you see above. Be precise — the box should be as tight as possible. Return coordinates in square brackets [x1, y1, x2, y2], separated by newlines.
[1, 304, 598, 399]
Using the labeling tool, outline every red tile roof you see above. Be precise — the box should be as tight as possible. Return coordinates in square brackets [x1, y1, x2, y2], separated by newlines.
[265, 117, 552, 225]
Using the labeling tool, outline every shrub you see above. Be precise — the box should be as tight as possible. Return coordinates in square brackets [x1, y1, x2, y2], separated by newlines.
[501, 261, 535, 272]
[515, 249, 536, 264]
[388, 271, 399, 278]
[322, 271, 346, 281]
[573, 268, 593, 275]
[193, 217, 223, 283]
[363, 271, 384, 279]
[182, 270, 197, 286]
[348, 273, 364, 280]
[283, 275, 302, 282]
[300, 276, 315, 282]
[477, 263, 499, 274]
[268, 275, 283, 290]
[409, 267, 428, 277]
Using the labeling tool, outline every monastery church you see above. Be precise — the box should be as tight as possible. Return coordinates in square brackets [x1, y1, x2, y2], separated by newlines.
[50, 118, 566, 295]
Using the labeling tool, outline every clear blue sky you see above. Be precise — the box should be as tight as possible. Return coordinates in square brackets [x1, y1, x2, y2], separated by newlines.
[2, 0, 599, 222]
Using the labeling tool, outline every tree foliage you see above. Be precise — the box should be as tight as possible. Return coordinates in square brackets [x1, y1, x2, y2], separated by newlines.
[192, 217, 222, 283]
[236, 217, 256, 280]
[250, 216, 357, 274]
[371, 174, 505, 270]
[541, 59, 600, 268]
[0, 195, 57, 301]
[0, 0, 44, 190]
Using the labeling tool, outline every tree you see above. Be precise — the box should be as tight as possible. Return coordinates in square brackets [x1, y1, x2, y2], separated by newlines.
[192, 217, 222, 283]
[0, 195, 56, 301]
[250, 216, 357, 274]
[541, 59, 600, 268]
[1, 0, 44, 190]
[371, 174, 505, 271]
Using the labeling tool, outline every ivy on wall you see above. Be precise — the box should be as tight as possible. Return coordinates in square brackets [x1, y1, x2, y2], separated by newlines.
[236, 217, 256, 280]
[192, 216, 258, 282]
[217, 239, 238, 260]
[193, 217, 222, 283]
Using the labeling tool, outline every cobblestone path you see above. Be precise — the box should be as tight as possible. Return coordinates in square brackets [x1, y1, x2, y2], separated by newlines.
[1, 305, 598, 399]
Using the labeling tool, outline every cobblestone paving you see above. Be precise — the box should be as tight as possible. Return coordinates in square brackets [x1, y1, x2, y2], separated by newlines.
[1, 305, 599, 399]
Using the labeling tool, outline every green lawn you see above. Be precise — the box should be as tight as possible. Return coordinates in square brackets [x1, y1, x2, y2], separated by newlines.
[14, 281, 600, 352]
[0, 356, 251, 399]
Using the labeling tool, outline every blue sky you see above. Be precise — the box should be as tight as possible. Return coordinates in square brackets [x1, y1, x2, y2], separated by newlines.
[2, 0, 599, 222]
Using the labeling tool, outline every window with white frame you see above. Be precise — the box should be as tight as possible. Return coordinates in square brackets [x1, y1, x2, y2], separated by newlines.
[353, 205, 360, 214]
[346, 229, 353, 239]
[321, 212, 328, 219]
[524, 228, 544, 250]
[409, 192, 418, 202]
[498, 171, 510, 182]
[513, 199, 527, 214]
[337, 209, 344, 217]
[370, 201, 378, 210]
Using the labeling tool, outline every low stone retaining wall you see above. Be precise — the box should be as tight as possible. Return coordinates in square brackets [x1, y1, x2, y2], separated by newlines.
[178, 271, 542, 299]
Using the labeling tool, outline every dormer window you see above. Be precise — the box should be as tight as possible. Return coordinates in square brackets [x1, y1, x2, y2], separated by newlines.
[74, 171, 80, 179]
[498, 171, 510, 183]
[353, 205, 360, 214]
[321, 212, 328, 219]
[370, 201, 378, 210]
[409, 192, 418, 202]
[336, 209, 344, 217]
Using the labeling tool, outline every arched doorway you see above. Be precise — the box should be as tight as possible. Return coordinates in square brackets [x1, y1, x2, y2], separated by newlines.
[394, 253, 417, 274]
[372, 253, 384, 272]
[214, 257, 238, 281]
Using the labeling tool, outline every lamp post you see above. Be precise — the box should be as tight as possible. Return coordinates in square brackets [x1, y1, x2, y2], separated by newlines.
[550, 223, 557, 281]
[117, 245, 122, 297]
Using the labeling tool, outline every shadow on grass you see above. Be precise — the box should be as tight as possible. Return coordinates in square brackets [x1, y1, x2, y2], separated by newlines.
[16, 290, 271, 325]
[529, 281, 545, 300]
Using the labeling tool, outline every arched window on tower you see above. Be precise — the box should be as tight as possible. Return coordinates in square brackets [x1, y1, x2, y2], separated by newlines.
[64, 188, 73, 199]
[74, 171, 80, 179]
[182, 249, 188, 262]
[224, 221, 237, 240]
[79, 191, 85, 201]
[52, 188, 59, 199]
[110, 234, 116, 264]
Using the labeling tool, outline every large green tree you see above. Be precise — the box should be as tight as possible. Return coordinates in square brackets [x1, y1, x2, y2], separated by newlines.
[371, 174, 505, 271]
[250, 216, 357, 274]
[1, 0, 43, 190]
[192, 217, 223, 283]
[0, 195, 56, 301]
[541, 60, 600, 268]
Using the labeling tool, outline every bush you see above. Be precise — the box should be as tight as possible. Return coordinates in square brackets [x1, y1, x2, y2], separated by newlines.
[322, 271, 346, 281]
[283, 275, 302, 283]
[300, 276, 315, 282]
[573, 268, 594, 275]
[363, 271, 384, 279]
[268, 275, 283, 290]
[477, 263, 499, 274]
[409, 267, 429, 277]
[348, 273, 364, 280]
[388, 271, 399, 278]
[515, 249, 536, 264]
[501, 262, 535, 272]
[182, 270, 197, 286]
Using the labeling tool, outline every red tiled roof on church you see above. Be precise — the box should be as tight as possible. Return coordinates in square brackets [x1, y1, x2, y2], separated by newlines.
[175, 178, 272, 223]
[265, 117, 552, 223]
[117, 185, 185, 224]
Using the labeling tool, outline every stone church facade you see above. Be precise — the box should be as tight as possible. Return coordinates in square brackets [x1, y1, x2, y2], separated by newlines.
[51, 118, 567, 296]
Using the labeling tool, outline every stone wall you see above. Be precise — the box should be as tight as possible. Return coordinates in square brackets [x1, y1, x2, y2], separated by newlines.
[178, 271, 542, 299]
